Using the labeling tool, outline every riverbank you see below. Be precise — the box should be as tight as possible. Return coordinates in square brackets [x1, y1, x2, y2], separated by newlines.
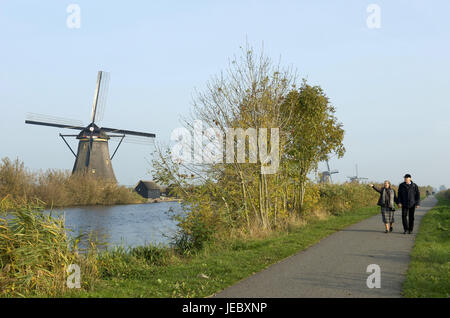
[145, 197, 182, 203]
[62, 204, 380, 298]
[1, 177, 436, 297]
[402, 193, 450, 297]
[0, 157, 145, 208]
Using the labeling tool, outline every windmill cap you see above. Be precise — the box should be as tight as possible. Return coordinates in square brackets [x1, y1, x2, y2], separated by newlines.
[404, 174, 412, 178]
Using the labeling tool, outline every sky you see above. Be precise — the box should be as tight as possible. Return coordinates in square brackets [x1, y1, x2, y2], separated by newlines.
[0, 0, 449, 189]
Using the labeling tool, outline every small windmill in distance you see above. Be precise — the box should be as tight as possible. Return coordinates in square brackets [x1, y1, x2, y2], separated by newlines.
[347, 164, 368, 184]
[25, 71, 156, 183]
[319, 160, 339, 184]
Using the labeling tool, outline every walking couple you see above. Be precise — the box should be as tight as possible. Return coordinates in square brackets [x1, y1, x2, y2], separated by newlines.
[370, 174, 420, 234]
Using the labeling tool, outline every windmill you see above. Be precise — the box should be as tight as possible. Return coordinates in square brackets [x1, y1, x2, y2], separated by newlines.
[25, 71, 155, 182]
[319, 160, 339, 183]
[347, 164, 368, 183]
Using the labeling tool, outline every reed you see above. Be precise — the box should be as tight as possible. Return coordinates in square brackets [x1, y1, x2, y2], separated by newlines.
[0, 195, 98, 297]
[0, 157, 144, 208]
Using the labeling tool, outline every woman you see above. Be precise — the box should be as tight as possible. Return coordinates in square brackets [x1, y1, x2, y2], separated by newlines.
[370, 181, 398, 233]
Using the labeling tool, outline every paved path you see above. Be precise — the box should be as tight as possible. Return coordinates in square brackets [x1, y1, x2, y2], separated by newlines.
[214, 196, 437, 298]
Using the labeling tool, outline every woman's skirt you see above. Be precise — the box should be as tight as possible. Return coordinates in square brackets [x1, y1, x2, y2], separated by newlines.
[381, 206, 395, 224]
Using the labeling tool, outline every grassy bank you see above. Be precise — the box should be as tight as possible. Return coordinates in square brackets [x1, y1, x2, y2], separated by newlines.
[60, 204, 380, 298]
[402, 191, 450, 297]
[0, 183, 380, 297]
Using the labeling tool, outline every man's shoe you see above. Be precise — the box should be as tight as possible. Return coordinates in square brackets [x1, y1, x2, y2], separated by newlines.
[408, 230, 412, 234]
[390, 226, 393, 232]
[385, 230, 388, 233]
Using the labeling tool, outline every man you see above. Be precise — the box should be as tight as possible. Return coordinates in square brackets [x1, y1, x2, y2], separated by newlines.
[397, 174, 420, 234]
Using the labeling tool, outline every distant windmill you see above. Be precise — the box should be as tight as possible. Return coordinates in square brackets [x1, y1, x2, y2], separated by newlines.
[347, 164, 368, 183]
[320, 160, 339, 184]
[25, 71, 156, 182]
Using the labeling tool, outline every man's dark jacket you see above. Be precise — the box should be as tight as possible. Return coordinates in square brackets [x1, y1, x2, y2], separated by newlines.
[398, 181, 420, 208]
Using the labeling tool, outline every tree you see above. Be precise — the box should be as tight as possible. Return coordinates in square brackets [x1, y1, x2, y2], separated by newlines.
[152, 44, 346, 242]
[281, 80, 345, 212]
[153, 43, 297, 234]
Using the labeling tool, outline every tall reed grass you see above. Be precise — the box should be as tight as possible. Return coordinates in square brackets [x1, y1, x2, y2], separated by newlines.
[0, 195, 98, 297]
[0, 157, 144, 208]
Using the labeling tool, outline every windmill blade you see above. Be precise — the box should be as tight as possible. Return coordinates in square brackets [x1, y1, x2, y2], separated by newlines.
[326, 160, 331, 172]
[25, 119, 84, 131]
[101, 126, 155, 138]
[26, 113, 84, 128]
[108, 134, 155, 146]
[122, 136, 156, 145]
[94, 71, 110, 123]
[91, 71, 110, 123]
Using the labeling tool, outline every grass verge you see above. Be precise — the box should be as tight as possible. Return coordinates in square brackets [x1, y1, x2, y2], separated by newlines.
[64, 205, 380, 298]
[402, 194, 450, 297]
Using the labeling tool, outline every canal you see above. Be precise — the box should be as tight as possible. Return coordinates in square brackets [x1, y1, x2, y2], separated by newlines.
[47, 201, 183, 249]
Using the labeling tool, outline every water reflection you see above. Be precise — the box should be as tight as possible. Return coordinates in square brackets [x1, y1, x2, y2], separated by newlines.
[47, 201, 183, 249]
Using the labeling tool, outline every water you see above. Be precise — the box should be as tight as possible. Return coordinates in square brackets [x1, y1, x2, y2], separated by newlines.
[47, 201, 183, 249]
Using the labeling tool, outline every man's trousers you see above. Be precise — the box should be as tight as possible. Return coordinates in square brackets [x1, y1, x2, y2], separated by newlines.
[401, 206, 416, 232]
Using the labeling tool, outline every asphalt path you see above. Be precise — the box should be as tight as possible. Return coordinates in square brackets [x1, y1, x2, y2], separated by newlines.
[213, 195, 437, 298]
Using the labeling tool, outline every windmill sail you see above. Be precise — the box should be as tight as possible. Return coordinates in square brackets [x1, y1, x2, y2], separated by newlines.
[101, 127, 156, 138]
[91, 71, 110, 123]
[25, 113, 84, 130]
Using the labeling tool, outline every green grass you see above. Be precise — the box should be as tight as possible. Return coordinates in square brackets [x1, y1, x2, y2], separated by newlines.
[64, 205, 379, 298]
[402, 194, 450, 297]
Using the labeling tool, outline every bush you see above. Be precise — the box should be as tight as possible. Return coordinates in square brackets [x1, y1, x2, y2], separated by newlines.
[171, 217, 215, 254]
[442, 189, 450, 201]
[317, 183, 378, 215]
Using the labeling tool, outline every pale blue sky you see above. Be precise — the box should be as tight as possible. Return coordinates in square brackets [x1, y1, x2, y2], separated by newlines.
[0, 1, 449, 188]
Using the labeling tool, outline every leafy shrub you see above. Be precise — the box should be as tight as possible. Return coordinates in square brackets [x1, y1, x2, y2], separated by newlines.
[170, 217, 215, 255]
[170, 230, 197, 256]
[317, 183, 378, 215]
